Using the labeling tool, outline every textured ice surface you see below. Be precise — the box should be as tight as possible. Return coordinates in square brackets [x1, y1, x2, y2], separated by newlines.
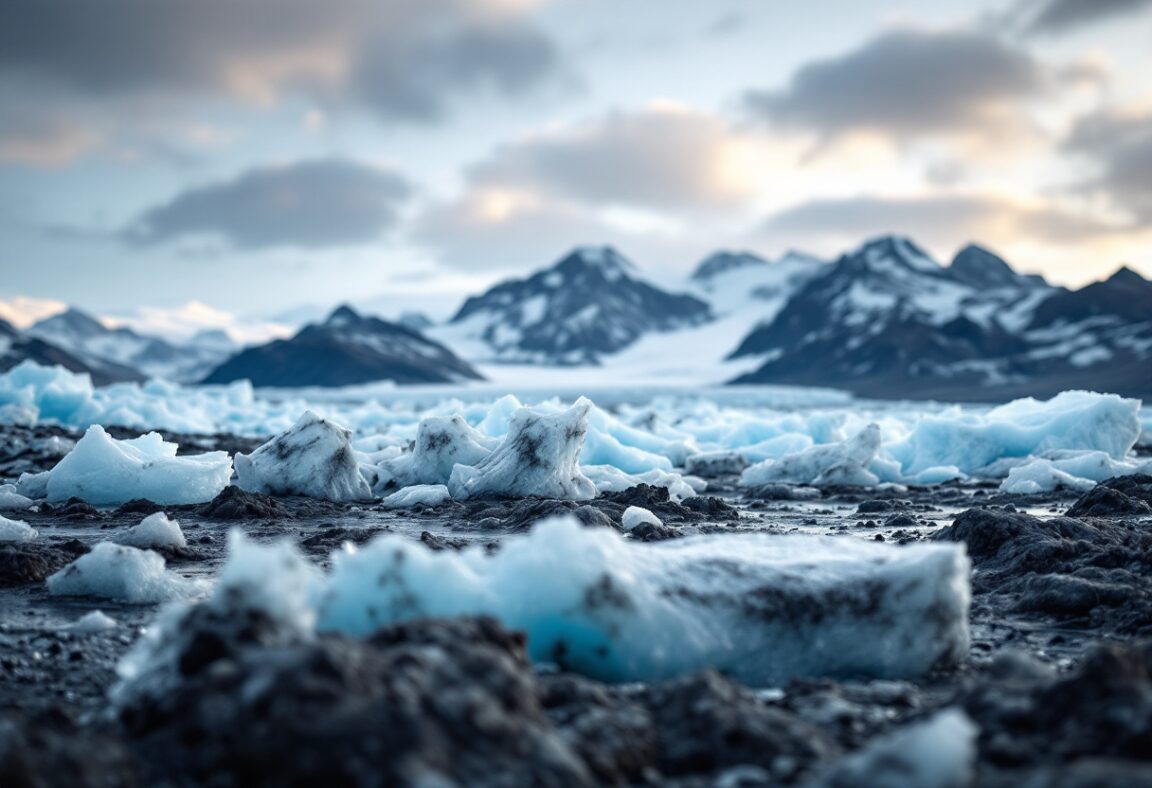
[0, 484, 34, 510]
[740, 424, 882, 487]
[316, 517, 970, 685]
[583, 465, 703, 501]
[40, 426, 231, 506]
[621, 506, 662, 531]
[448, 400, 597, 500]
[380, 484, 451, 509]
[47, 543, 203, 603]
[0, 513, 36, 541]
[66, 610, 119, 634]
[114, 512, 187, 550]
[235, 411, 371, 502]
[999, 450, 1152, 494]
[373, 415, 494, 492]
[820, 709, 977, 788]
[889, 391, 1141, 476]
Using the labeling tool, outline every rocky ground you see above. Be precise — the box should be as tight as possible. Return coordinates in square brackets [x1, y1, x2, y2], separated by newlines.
[1, 424, 1151, 787]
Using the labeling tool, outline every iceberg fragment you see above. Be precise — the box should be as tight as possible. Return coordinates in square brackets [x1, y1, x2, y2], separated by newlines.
[739, 424, 882, 487]
[0, 484, 34, 510]
[621, 506, 661, 532]
[380, 484, 452, 509]
[235, 411, 371, 502]
[114, 512, 187, 550]
[47, 543, 203, 603]
[0, 514, 36, 542]
[999, 450, 1151, 494]
[41, 426, 232, 506]
[316, 516, 970, 685]
[448, 399, 597, 500]
[373, 415, 494, 492]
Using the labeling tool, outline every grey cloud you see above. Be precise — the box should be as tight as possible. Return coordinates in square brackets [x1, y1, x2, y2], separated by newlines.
[126, 159, 412, 249]
[764, 194, 1123, 248]
[464, 107, 752, 211]
[745, 29, 1045, 142]
[1026, 0, 1152, 33]
[0, 0, 566, 131]
[1064, 108, 1152, 221]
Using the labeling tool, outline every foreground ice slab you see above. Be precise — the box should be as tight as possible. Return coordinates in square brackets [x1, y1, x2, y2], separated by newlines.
[47, 543, 203, 603]
[740, 424, 883, 487]
[235, 411, 371, 502]
[448, 400, 597, 500]
[40, 426, 231, 506]
[317, 517, 970, 685]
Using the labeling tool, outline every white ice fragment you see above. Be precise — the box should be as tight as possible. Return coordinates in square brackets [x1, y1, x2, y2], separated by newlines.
[47, 543, 204, 604]
[448, 399, 597, 500]
[373, 415, 494, 493]
[235, 410, 371, 502]
[67, 610, 119, 634]
[114, 512, 187, 550]
[819, 709, 977, 788]
[740, 424, 882, 487]
[316, 516, 970, 685]
[621, 506, 661, 532]
[0, 484, 34, 510]
[0, 514, 36, 542]
[583, 465, 702, 502]
[15, 471, 49, 500]
[41, 426, 232, 506]
[380, 484, 452, 509]
[998, 450, 1150, 494]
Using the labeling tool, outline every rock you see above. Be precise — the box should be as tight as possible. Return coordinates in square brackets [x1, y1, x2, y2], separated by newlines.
[119, 616, 596, 787]
[1067, 474, 1152, 517]
[0, 709, 139, 787]
[199, 486, 289, 520]
[0, 540, 88, 587]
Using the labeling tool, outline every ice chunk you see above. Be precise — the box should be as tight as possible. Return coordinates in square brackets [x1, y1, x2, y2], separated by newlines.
[890, 391, 1141, 476]
[67, 610, 119, 634]
[999, 450, 1151, 494]
[621, 506, 661, 532]
[819, 709, 977, 788]
[0, 514, 36, 542]
[42, 426, 232, 506]
[0, 484, 34, 510]
[47, 543, 204, 603]
[115, 512, 187, 550]
[380, 484, 451, 509]
[740, 424, 882, 487]
[448, 399, 597, 500]
[316, 516, 970, 685]
[373, 415, 493, 492]
[15, 471, 49, 499]
[235, 411, 371, 502]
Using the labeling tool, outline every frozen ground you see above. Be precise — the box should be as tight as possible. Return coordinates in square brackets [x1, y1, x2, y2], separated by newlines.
[1, 361, 1151, 786]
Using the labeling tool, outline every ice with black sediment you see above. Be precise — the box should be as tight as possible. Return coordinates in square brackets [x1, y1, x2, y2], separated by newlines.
[235, 410, 371, 502]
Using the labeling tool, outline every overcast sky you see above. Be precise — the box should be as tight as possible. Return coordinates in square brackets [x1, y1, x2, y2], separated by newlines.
[1, 0, 1150, 328]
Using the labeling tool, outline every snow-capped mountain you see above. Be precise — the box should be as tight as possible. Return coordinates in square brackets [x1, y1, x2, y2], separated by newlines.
[203, 305, 484, 387]
[439, 246, 713, 365]
[728, 236, 1151, 400]
[0, 317, 142, 385]
[28, 308, 232, 383]
[689, 249, 826, 317]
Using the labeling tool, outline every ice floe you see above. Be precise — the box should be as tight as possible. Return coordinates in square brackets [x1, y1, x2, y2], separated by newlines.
[47, 543, 204, 603]
[37, 426, 231, 506]
[380, 484, 451, 509]
[114, 512, 187, 550]
[235, 411, 371, 502]
[0, 484, 34, 510]
[740, 424, 882, 487]
[999, 450, 1152, 494]
[315, 516, 970, 684]
[0, 513, 36, 542]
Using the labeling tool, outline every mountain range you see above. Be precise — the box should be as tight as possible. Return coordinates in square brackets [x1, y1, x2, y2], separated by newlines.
[3, 237, 1148, 400]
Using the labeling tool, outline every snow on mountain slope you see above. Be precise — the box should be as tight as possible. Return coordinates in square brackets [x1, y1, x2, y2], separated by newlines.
[203, 305, 484, 388]
[435, 246, 713, 365]
[28, 308, 231, 383]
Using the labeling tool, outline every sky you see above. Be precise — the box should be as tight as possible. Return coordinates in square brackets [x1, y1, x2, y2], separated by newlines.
[1, 0, 1151, 333]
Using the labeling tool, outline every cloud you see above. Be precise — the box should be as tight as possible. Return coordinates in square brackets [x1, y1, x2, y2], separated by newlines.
[125, 159, 413, 249]
[0, 0, 567, 162]
[744, 28, 1046, 147]
[463, 104, 761, 211]
[1064, 105, 1152, 221]
[762, 193, 1124, 251]
[1025, 0, 1152, 34]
